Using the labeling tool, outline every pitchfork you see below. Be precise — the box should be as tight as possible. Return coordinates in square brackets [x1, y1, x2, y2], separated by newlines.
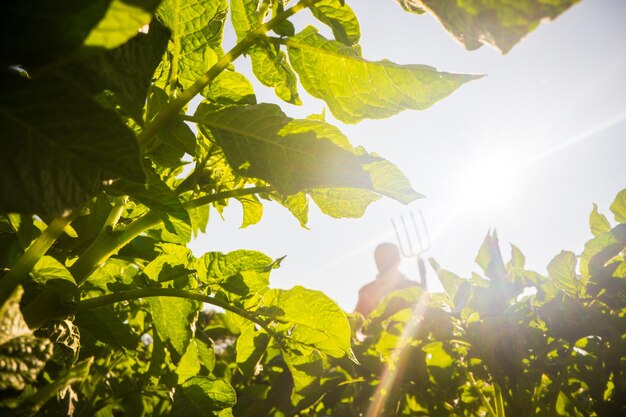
[391, 210, 430, 291]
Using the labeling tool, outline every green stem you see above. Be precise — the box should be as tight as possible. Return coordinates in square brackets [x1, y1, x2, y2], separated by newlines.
[0, 213, 75, 303]
[70, 186, 272, 285]
[137, 0, 320, 150]
[78, 287, 279, 338]
[468, 372, 498, 417]
[494, 383, 505, 417]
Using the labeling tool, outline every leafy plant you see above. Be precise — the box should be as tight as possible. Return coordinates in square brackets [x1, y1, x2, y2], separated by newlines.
[0, 0, 585, 416]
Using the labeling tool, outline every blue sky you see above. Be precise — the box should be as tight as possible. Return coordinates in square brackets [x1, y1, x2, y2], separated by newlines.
[190, 0, 626, 311]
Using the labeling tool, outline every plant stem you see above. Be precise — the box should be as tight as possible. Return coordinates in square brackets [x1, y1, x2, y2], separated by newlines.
[136, 0, 320, 150]
[0, 213, 75, 303]
[77, 287, 279, 338]
[70, 186, 272, 285]
[467, 372, 498, 417]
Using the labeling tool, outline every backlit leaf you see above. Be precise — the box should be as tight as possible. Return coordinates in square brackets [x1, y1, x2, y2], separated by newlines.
[310, 0, 360, 46]
[148, 297, 198, 355]
[412, 0, 580, 54]
[287, 26, 481, 123]
[260, 286, 353, 358]
[238, 195, 263, 228]
[0, 73, 144, 215]
[111, 166, 192, 244]
[590, 203, 611, 237]
[195, 103, 371, 194]
[201, 250, 273, 296]
[230, 0, 300, 104]
[309, 188, 380, 219]
[547, 251, 578, 297]
[31, 256, 74, 285]
[236, 324, 270, 376]
[172, 376, 236, 416]
[610, 189, 626, 223]
[157, 0, 228, 89]
[84, 0, 159, 49]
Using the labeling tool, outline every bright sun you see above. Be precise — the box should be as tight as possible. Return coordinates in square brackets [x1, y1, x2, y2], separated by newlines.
[459, 154, 520, 212]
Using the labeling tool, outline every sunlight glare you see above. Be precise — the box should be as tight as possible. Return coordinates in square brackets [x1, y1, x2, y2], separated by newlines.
[459, 153, 520, 212]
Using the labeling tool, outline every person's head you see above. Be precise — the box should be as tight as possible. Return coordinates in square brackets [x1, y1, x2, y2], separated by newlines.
[374, 243, 401, 274]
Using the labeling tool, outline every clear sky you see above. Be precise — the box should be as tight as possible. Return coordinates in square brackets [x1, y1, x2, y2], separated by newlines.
[189, 0, 626, 311]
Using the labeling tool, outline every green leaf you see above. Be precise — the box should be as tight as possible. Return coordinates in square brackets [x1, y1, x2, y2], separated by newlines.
[282, 346, 326, 408]
[74, 306, 137, 350]
[147, 86, 197, 155]
[475, 230, 506, 282]
[238, 195, 264, 228]
[30, 256, 75, 284]
[273, 193, 310, 228]
[413, 0, 580, 54]
[260, 286, 353, 358]
[230, 0, 300, 104]
[196, 103, 371, 194]
[148, 297, 198, 355]
[430, 258, 465, 300]
[172, 376, 237, 416]
[111, 166, 191, 244]
[236, 324, 270, 376]
[176, 339, 202, 383]
[310, 0, 360, 46]
[1, 1, 157, 69]
[422, 341, 454, 368]
[78, 20, 171, 123]
[356, 146, 423, 204]
[205, 71, 257, 105]
[580, 224, 626, 278]
[157, 0, 228, 90]
[287, 26, 481, 123]
[143, 244, 195, 283]
[610, 189, 626, 223]
[547, 251, 578, 297]
[510, 244, 526, 269]
[0, 73, 145, 215]
[201, 250, 274, 296]
[84, 0, 159, 49]
[0, 287, 53, 391]
[309, 188, 380, 219]
[590, 203, 611, 237]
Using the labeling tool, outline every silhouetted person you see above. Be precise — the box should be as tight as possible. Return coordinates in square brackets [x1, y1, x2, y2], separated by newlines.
[354, 243, 417, 316]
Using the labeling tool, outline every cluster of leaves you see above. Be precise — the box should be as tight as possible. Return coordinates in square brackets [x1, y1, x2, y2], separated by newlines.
[225, 190, 626, 417]
[0, 0, 579, 415]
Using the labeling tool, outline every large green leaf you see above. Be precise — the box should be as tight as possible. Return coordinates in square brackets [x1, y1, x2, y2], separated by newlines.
[0, 287, 53, 391]
[230, 0, 300, 104]
[83, 0, 161, 49]
[30, 256, 75, 285]
[547, 251, 578, 297]
[309, 188, 380, 219]
[310, 0, 360, 46]
[287, 26, 481, 123]
[1, 0, 161, 69]
[71, 20, 170, 123]
[157, 0, 228, 90]
[172, 376, 236, 416]
[412, 0, 580, 54]
[201, 250, 274, 296]
[148, 296, 198, 355]
[0, 72, 144, 215]
[260, 286, 353, 359]
[610, 188, 626, 224]
[235, 324, 270, 376]
[196, 103, 371, 194]
[589, 203, 611, 237]
[112, 166, 191, 244]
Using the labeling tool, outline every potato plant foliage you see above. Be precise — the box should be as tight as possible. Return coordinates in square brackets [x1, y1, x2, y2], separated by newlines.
[3, 0, 618, 416]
